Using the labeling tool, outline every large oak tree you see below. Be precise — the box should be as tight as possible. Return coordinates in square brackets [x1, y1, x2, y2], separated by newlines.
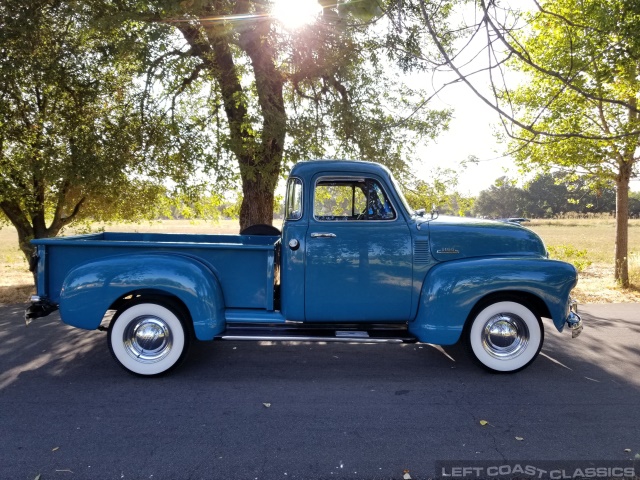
[141, 0, 450, 230]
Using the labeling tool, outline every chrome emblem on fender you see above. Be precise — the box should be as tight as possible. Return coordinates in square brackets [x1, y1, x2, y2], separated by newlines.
[436, 248, 460, 254]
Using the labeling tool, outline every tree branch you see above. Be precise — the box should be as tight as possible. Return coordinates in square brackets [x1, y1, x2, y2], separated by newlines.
[479, 0, 640, 116]
[416, 0, 640, 141]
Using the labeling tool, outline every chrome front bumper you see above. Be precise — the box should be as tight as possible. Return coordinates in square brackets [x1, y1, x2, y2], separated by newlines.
[566, 298, 583, 338]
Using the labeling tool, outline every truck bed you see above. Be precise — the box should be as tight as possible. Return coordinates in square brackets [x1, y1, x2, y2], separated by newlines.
[32, 232, 280, 310]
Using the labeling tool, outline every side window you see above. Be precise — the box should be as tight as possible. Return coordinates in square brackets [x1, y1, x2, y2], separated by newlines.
[285, 178, 303, 220]
[314, 183, 367, 218]
[314, 178, 396, 221]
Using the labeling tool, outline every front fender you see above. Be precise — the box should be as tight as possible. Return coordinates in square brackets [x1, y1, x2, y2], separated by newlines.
[59, 253, 225, 340]
[409, 257, 578, 344]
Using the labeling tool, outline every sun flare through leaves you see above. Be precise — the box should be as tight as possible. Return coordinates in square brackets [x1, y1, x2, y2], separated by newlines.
[271, 0, 322, 29]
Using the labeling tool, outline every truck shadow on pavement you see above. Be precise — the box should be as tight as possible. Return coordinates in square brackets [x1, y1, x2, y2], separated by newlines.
[2, 302, 639, 391]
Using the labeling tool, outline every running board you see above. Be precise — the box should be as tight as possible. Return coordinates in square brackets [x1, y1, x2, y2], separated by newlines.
[216, 323, 418, 344]
[220, 335, 408, 344]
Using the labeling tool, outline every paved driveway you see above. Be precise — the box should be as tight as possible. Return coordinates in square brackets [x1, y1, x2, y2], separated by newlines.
[0, 303, 638, 480]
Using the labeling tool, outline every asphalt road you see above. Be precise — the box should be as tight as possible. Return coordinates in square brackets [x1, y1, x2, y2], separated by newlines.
[1, 303, 639, 480]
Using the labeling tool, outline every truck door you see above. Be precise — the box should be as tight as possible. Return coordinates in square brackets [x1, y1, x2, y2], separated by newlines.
[304, 175, 412, 322]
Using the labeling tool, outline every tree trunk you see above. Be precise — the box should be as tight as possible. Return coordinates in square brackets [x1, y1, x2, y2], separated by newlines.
[176, 7, 286, 231]
[239, 172, 277, 231]
[1, 186, 84, 283]
[614, 91, 637, 288]
[237, 17, 286, 230]
[1, 200, 38, 285]
[1, 200, 36, 264]
[614, 168, 631, 287]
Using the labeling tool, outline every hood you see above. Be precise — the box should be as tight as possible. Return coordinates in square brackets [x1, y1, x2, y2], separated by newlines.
[419, 216, 547, 262]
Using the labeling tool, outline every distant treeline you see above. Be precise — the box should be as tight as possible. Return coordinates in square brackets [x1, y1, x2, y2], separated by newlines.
[471, 174, 640, 219]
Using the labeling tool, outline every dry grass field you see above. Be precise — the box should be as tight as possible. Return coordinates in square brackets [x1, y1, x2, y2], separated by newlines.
[527, 218, 640, 303]
[1, 218, 638, 305]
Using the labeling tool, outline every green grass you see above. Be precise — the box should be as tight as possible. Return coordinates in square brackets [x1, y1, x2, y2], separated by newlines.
[545, 244, 592, 272]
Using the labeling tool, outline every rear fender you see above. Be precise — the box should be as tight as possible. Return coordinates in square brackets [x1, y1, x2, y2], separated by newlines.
[59, 253, 225, 340]
[409, 257, 578, 344]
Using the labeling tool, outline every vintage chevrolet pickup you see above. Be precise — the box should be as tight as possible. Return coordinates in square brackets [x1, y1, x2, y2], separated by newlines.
[26, 160, 582, 376]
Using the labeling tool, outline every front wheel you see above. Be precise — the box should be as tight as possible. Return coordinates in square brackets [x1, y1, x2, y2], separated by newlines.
[466, 300, 543, 373]
[108, 301, 190, 376]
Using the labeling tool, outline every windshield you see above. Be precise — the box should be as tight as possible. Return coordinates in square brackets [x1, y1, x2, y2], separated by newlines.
[389, 172, 415, 216]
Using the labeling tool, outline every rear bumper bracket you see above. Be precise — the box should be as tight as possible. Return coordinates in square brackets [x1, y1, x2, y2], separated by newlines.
[25, 296, 59, 326]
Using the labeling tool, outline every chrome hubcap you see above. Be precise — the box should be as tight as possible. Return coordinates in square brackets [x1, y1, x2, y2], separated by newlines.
[123, 316, 173, 363]
[481, 313, 529, 359]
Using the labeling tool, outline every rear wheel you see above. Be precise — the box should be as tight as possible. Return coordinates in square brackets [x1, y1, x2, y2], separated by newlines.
[108, 301, 190, 376]
[466, 300, 543, 373]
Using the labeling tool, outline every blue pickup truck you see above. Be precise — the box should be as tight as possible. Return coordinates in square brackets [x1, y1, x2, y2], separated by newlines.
[26, 160, 582, 376]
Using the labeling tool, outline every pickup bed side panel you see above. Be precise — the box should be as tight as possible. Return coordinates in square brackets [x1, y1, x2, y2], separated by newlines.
[409, 257, 578, 344]
[58, 254, 225, 340]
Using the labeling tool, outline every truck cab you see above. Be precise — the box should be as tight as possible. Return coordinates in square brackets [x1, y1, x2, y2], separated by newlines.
[280, 161, 414, 323]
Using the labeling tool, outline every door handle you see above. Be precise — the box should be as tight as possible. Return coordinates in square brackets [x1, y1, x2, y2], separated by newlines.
[310, 232, 336, 238]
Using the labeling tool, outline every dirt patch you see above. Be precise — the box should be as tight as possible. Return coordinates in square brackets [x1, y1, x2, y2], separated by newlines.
[572, 264, 640, 304]
[0, 284, 34, 305]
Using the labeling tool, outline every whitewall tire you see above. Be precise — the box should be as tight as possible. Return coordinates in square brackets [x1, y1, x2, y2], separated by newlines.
[108, 302, 189, 376]
[467, 300, 543, 373]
